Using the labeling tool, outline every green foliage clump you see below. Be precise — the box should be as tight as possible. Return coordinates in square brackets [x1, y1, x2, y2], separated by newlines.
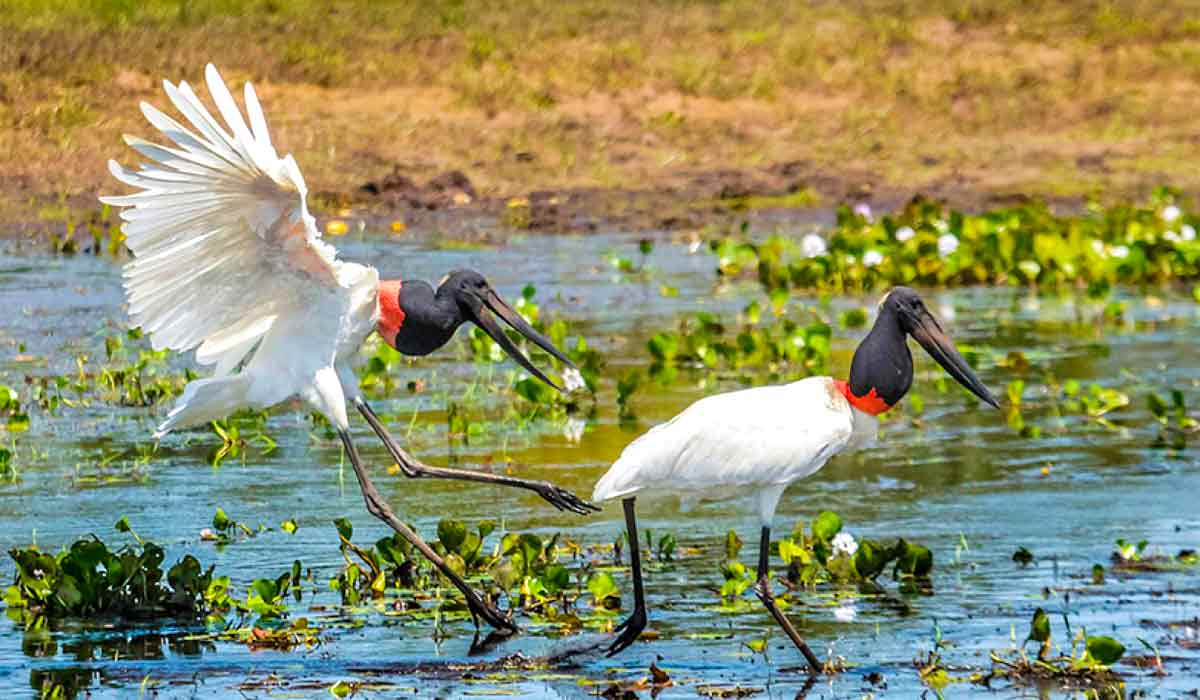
[711, 191, 1200, 295]
[4, 537, 214, 625]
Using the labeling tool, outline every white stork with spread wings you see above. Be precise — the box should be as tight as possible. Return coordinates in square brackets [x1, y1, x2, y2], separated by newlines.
[102, 64, 597, 636]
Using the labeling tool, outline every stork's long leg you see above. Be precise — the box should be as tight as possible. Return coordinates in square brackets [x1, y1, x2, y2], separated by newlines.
[753, 525, 822, 673]
[606, 497, 647, 656]
[354, 398, 599, 515]
[337, 429, 518, 635]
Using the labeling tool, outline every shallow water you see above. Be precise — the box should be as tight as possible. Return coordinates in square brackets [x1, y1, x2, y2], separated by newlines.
[0, 231, 1197, 698]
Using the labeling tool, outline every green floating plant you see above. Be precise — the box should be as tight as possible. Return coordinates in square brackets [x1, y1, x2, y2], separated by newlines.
[709, 189, 1200, 294]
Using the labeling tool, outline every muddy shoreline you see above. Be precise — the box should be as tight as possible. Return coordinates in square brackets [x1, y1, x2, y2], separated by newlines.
[3, 158, 1102, 243]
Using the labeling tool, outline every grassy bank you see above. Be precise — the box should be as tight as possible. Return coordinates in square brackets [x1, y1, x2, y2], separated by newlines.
[4, 0, 1200, 225]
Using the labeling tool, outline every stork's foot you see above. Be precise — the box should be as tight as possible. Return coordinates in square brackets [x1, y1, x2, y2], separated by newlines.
[533, 481, 601, 515]
[605, 606, 647, 656]
[463, 588, 518, 636]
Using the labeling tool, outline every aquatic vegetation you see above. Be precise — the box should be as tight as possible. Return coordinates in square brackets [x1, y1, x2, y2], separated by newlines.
[984, 609, 1126, 694]
[776, 512, 934, 594]
[1147, 389, 1198, 449]
[45, 206, 126, 258]
[647, 303, 831, 382]
[200, 508, 263, 545]
[4, 532, 215, 627]
[710, 191, 1200, 294]
[1110, 538, 1198, 574]
[208, 413, 277, 467]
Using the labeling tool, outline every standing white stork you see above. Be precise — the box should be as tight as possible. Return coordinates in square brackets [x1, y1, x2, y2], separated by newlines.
[100, 64, 597, 636]
[592, 287, 999, 669]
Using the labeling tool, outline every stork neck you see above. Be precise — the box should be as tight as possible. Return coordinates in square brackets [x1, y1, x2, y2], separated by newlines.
[386, 280, 466, 356]
[842, 305, 912, 414]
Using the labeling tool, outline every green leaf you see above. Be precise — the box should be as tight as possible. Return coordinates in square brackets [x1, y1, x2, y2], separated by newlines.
[1012, 546, 1035, 566]
[114, 517, 132, 534]
[895, 541, 933, 579]
[437, 519, 467, 553]
[540, 563, 570, 594]
[1027, 607, 1050, 643]
[477, 520, 496, 539]
[329, 680, 353, 698]
[1086, 635, 1125, 666]
[587, 571, 620, 608]
[724, 529, 743, 560]
[812, 511, 842, 542]
[333, 517, 353, 542]
[281, 519, 298, 535]
[212, 508, 231, 532]
[852, 538, 891, 580]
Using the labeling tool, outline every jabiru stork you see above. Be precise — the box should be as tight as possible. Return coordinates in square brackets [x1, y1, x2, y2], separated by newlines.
[100, 64, 597, 636]
[592, 287, 999, 668]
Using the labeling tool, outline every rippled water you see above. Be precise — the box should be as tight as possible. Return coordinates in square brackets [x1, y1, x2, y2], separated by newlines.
[0, 230, 1197, 698]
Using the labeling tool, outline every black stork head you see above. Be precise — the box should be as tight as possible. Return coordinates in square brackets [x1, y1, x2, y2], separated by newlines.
[843, 286, 999, 414]
[377, 269, 577, 391]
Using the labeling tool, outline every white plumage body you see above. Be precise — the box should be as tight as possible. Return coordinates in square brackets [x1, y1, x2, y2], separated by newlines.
[592, 376, 878, 524]
[101, 64, 380, 437]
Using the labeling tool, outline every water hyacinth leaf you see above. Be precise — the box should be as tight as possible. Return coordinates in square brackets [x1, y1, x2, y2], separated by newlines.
[852, 539, 890, 580]
[812, 511, 842, 542]
[491, 557, 521, 591]
[724, 530, 743, 560]
[657, 533, 677, 561]
[895, 541, 933, 579]
[587, 571, 620, 609]
[281, 519, 298, 535]
[329, 680, 353, 698]
[540, 563, 570, 594]
[114, 516, 132, 534]
[1086, 635, 1125, 666]
[212, 508, 232, 532]
[437, 519, 468, 553]
[333, 517, 353, 542]
[1027, 607, 1050, 643]
[477, 520, 496, 539]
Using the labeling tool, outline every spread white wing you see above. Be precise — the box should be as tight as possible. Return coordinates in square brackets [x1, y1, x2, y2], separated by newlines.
[101, 63, 346, 372]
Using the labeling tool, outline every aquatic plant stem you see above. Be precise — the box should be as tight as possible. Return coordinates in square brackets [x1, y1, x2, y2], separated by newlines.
[754, 525, 823, 673]
[336, 428, 517, 634]
[606, 496, 647, 656]
[354, 398, 598, 515]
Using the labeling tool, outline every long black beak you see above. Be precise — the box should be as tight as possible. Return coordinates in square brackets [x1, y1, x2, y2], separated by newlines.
[469, 285, 578, 392]
[908, 309, 1000, 409]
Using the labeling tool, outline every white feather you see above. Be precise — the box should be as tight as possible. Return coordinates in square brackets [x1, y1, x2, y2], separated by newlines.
[102, 64, 380, 436]
[593, 376, 876, 524]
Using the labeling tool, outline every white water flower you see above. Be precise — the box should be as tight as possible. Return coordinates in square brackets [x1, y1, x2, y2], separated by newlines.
[562, 416, 585, 444]
[939, 303, 956, 321]
[1183, 224, 1196, 241]
[1091, 239, 1106, 256]
[863, 249, 884, 268]
[1162, 204, 1182, 222]
[937, 233, 959, 257]
[1164, 230, 1181, 243]
[852, 202, 873, 221]
[562, 367, 586, 392]
[831, 532, 858, 558]
[1110, 245, 1130, 259]
[833, 604, 857, 623]
[895, 226, 915, 242]
[801, 233, 828, 258]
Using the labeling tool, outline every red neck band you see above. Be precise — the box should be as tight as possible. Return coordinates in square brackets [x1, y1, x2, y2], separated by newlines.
[833, 379, 891, 415]
[377, 279, 405, 346]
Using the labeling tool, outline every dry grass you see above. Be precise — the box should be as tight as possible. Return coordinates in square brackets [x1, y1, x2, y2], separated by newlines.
[4, 0, 1200, 223]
